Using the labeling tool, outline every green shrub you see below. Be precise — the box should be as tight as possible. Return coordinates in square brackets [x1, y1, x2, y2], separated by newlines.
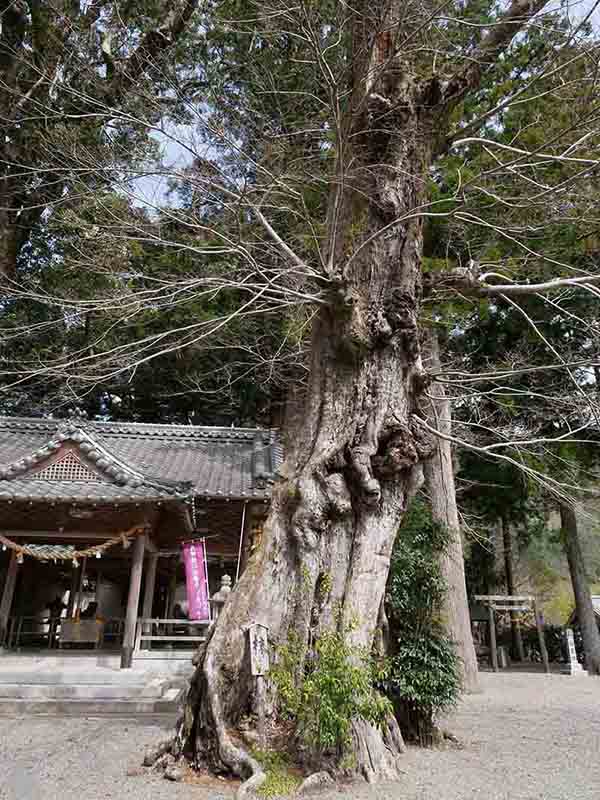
[252, 750, 301, 798]
[271, 626, 392, 759]
[383, 499, 461, 745]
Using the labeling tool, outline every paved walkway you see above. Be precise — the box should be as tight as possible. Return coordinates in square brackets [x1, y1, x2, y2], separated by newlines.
[0, 672, 598, 800]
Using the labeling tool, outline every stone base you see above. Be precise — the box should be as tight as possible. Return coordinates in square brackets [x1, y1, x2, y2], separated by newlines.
[561, 663, 586, 675]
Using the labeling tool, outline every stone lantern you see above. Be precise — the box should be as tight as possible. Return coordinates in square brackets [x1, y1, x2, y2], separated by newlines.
[210, 574, 232, 621]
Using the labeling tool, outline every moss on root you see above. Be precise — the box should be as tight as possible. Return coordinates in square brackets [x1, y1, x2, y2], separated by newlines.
[251, 750, 302, 798]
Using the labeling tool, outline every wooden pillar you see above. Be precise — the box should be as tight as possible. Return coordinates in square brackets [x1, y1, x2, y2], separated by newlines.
[96, 571, 103, 607]
[488, 604, 498, 672]
[0, 552, 19, 645]
[142, 553, 158, 644]
[121, 535, 146, 669]
[238, 503, 255, 579]
[166, 561, 177, 619]
[534, 600, 550, 674]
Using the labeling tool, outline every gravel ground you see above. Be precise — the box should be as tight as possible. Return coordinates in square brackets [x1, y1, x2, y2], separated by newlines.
[0, 671, 598, 800]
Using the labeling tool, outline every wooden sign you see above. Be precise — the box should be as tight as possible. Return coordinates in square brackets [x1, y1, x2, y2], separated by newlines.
[60, 619, 102, 646]
[248, 623, 270, 676]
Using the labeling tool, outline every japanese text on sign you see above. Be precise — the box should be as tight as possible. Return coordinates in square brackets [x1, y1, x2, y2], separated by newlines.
[182, 539, 210, 621]
[248, 623, 270, 676]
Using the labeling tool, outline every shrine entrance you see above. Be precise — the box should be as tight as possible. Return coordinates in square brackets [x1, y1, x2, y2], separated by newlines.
[474, 594, 550, 674]
[0, 417, 276, 667]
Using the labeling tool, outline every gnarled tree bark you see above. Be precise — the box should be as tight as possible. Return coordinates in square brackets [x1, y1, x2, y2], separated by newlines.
[423, 330, 479, 693]
[560, 503, 600, 675]
[172, 1, 553, 790]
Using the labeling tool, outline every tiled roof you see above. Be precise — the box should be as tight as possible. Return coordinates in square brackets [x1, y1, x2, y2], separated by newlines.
[0, 417, 281, 502]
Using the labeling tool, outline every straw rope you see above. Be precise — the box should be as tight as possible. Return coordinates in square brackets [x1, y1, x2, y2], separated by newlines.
[0, 524, 149, 563]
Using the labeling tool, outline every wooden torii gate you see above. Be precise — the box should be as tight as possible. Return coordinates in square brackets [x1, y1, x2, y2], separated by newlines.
[474, 595, 550, 674]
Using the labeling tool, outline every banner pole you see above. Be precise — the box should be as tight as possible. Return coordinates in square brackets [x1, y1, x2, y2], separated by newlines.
[203, 538, 211, 623]
[235, 503, 247, 584]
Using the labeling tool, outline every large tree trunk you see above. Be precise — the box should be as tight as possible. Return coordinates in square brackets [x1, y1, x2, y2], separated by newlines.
[175, 245, 432, 778]
[423, 330, 479, 693]
[560, 503, 600, 675]
[175, 26, 435, 791]
[170, 3, 550, 791]
[501, 516, 525, 662]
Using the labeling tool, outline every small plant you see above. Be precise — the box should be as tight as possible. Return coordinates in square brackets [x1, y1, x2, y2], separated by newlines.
[271, 626, 392, 760]
[252, 750, 301, 799]
[318, 571, 333, 597]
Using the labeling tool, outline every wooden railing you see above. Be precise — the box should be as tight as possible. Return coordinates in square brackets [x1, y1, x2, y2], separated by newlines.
[1, 615, 208, 652]
[3, 616, 57, 649]
[3, 616, 125, 650]
[134, 618, 210, 651]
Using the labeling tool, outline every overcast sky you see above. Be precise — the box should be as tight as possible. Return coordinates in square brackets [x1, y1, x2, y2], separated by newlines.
[129, 0, 600, 210]
[574, 0, 600, 22]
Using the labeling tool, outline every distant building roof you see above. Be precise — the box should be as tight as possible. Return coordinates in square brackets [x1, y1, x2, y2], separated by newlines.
[567, 596, 600, 627]
[0, 417, 281, 503]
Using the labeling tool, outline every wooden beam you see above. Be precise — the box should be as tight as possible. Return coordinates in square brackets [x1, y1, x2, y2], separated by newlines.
[475, 594, 533, 603]
[489, 604, 499, 672]
[533, 599, 550, 675]
[121, 534, 146, 668]
[0, 551, 19, 644]
[5, 530, 119, 541]
[141, 552, 158, 644]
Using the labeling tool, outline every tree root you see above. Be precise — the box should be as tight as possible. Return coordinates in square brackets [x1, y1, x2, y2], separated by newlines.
[236, 770, 268, 799]
[586, 654, 600, 675]
[297, 771, 334, 795]
[347, 716, 405, 784]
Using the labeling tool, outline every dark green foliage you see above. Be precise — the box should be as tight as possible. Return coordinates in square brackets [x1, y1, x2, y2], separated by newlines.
[383, 500, 461, 746]
[271, 628, 391, 762]
[501, 623, 566, 664]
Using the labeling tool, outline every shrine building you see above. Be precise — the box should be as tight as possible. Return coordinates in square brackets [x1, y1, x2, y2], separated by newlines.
[0, 417, 278, 667]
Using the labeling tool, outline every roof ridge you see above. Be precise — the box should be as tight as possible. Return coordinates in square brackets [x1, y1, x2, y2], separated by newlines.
[0, 416, 281, 501]
[0, 416, 275, 437]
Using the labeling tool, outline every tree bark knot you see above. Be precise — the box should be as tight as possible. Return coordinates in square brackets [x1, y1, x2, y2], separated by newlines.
[384, 289, 420, 361]
[374, 416, 434, 477]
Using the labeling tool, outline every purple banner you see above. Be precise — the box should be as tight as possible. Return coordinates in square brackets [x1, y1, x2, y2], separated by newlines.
[182, 539, 210, 621]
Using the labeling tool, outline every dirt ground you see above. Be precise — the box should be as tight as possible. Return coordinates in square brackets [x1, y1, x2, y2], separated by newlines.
[0, 671, 598, 800]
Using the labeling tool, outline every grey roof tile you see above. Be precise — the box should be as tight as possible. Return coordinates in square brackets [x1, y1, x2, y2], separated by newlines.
[0, 417, 280, 502]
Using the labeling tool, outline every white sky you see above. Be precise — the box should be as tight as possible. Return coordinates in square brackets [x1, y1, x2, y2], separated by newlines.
[128, 0, 600, 210]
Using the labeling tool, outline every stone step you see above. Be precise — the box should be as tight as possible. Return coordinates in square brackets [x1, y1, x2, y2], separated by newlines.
[0, 682, 172, 700]
[0, 654, 122, 669]
[0, 670, 160, 685]
[133, 650, 194, 659]
[0, 689, 182, 716]
[0, 651, 193, 671]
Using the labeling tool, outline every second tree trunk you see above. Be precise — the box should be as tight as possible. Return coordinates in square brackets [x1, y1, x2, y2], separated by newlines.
[501, 516, 525, 662]
[561, 503, 600, 675]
